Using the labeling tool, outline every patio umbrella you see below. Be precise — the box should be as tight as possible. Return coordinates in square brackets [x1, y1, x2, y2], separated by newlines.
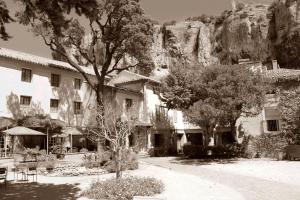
[3, 126, 46, 154]
[51, 133, 69, 138]
[62, 127, 84, 153]
[3, 126, 46, 136]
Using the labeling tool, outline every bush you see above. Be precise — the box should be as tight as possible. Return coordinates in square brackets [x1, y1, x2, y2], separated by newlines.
[80, 148, 88, 153]
[240, 12, 249, 19]
[183, 143, 248, 159]
[83, 176, 164, 200]
[82, 150, 112, 169]
[104, 149, 138, 173]
[248, 134, 288, 158]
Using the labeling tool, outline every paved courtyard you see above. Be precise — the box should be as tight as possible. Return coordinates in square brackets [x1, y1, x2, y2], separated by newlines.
[141, 157, 300, 200]
[1, 156, 300, 200]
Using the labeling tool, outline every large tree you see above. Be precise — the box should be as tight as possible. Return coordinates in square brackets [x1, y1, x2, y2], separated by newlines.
[0, 0, 14, 40]
[162, 64, 265, 139]
[16, 0, 154, 106]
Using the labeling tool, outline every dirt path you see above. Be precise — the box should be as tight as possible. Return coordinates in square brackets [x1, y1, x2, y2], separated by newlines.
[141, 157, 300, 200]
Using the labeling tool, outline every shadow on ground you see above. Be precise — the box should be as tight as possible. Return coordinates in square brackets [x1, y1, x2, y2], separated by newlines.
[0, 182, 81, 200]
[169, 156, 239, 166]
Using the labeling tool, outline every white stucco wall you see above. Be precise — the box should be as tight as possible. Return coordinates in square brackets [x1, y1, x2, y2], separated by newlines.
[0, 57, 96, 126]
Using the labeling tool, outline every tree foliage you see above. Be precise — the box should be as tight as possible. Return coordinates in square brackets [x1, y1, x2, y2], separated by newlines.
[276, 30, 300, 69]
[279, 88, 300, 144]
[16, 0, 154, 105]
[0, 0, 14, 40]
[162, 64, 265, 136]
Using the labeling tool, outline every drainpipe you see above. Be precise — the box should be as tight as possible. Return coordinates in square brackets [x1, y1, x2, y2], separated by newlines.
[4, 126, 7, 158]
[46, 128, 49, 155]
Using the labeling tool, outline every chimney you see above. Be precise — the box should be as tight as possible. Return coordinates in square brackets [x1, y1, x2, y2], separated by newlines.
[272, 59, 278, 70]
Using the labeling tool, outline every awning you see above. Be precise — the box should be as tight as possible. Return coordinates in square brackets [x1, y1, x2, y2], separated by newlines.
[52, 133, 69, 138]
[134, 120, 153, 127]
[3, 126, 46, 136]
[0, 117, 16, 129]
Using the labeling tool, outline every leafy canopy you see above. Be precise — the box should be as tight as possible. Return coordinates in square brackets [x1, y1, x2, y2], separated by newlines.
[162, 64, 265, 132]
[16, 0, 154, 103]
[0, 0, 14, 40]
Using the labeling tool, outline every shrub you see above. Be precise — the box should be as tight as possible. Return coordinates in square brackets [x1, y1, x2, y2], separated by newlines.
[82, 150, 112, 169]
[80, 148, 88, 153]
[240, 12, 249, 19]
[83, 176, 164, 200]
[247, 134, 288, 158]
[104, 149, 138, 173]
[183, 143, 249, 159]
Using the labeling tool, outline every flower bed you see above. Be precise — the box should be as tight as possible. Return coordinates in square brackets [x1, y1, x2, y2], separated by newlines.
[39, 162, 107, 177]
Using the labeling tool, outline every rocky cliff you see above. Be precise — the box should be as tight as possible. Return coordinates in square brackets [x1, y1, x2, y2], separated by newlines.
[150, 0, 300, 79]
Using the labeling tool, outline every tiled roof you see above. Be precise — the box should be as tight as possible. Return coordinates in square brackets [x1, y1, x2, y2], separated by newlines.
[108, 70, 160, 86]
[0, 47, 95, 75]
[265, 68, 300, 81]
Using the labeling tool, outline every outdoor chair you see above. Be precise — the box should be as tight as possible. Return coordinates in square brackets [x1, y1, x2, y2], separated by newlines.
[12, 164, 27, 181]
[0, 167, 8, 188]
[26, 167, 38, 182]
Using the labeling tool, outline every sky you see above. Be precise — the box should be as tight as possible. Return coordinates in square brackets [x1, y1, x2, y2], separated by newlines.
[0, 0, 274, 59]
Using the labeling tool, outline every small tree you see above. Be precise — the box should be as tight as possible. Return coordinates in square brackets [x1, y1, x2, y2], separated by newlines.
[87, 102, 137, 179]
[279, 88, 300, 144]
[184, 101, 221, 145]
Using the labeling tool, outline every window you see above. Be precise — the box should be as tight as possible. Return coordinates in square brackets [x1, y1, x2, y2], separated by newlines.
[74, 101, 82, 114]
[267, 120, 280, 131]
[20, 96, 31, 106]
[51, 74, 60, 87]
[50, 99, 59, 113]
[21, 68, 32, 82]
[74, 78, 82, 90]
[155, 105, 167, 121]
[125, 99, 133, 111]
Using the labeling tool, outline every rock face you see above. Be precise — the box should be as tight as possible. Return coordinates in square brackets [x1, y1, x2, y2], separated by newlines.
[150, 0, 300, 79]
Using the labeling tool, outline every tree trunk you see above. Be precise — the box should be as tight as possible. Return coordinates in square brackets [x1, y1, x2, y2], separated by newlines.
[96, 84, 105, 153]
[115, 148, 122, 179]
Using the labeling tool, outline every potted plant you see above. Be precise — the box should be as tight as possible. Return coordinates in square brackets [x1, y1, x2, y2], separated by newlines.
[45, 160, 56, 172]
